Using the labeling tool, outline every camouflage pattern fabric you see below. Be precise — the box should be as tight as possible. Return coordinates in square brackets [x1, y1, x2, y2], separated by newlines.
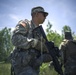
[60, 39, 76, 75]
[10, 49, 39, 75]
[64, 58, 76, 75]
[10, 19, 52, 75]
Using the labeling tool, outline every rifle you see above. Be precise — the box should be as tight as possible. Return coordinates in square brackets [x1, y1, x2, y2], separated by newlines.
[33, 25, 63, 75]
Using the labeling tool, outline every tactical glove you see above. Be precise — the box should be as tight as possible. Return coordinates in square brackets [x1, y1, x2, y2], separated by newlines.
[31, 38, 48, 53]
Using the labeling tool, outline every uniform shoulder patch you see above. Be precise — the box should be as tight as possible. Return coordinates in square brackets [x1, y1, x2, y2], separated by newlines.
[18, 19, 29, 27]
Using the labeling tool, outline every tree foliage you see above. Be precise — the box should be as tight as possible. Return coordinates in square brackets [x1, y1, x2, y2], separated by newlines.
[0, 27, 13, 62]
[61, 25, 76, 40]
[46, 21, 62, 47]
[62, 25, 72, 33]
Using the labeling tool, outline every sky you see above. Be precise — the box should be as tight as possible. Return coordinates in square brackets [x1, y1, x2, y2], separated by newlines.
[0, 0, 76, 34]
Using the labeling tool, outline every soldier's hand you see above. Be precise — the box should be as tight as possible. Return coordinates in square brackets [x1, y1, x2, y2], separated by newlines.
[31, 38, 48, 53]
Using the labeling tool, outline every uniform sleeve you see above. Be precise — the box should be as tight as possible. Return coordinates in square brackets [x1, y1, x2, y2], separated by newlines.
[12, 23, 32, 49]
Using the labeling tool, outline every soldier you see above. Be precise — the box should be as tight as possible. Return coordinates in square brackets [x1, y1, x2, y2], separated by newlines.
[59, 31, 76, 75]
[10, 6, 52, 75]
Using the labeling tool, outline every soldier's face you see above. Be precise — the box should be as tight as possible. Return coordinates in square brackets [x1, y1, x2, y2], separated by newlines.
[37, 12, 46, 24]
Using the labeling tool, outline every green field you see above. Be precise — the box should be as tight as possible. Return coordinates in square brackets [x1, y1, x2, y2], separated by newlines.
[0, 63, 11, 75]
[0, 63, 58, 75]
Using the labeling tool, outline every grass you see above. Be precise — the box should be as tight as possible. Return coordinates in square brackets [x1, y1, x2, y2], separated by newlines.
[0, 62, 59, 75]
[40, 63, 58, 75]
[0, 62, 11, 75]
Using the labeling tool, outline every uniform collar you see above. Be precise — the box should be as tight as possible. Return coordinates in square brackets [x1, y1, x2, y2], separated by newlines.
[31, 20, 39, 28]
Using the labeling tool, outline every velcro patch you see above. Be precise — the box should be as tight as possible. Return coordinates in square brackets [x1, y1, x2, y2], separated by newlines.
[19, 21, 26, 27]
[18, 19, 29, 27]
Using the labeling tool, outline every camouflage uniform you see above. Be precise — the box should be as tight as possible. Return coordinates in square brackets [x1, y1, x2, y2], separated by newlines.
[10, 19, 52, 75]
[60, 39, 76, 75]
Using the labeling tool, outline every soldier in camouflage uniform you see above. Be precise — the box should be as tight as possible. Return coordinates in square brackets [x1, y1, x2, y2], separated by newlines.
[59, 32, 76, 75]
[10, 6, 52, 75]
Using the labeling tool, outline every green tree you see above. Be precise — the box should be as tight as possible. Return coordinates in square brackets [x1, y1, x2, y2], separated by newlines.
[62, 25, 71, 33]
[46, 21, 62, 47]
[71, 32, 76, 40]
[62, 25, 72, 39]
[0, 27, 13, 62]
[61, 25, 76, 40]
